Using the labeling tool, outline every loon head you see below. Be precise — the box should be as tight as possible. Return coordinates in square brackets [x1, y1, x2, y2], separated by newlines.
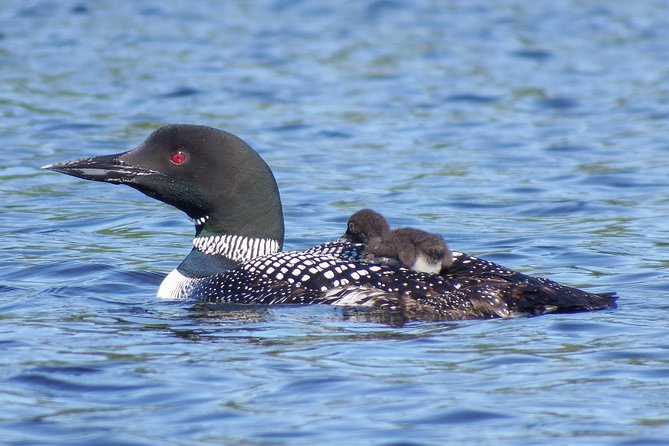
[342, 208, 390, 244]
[43, 124, 285, 247]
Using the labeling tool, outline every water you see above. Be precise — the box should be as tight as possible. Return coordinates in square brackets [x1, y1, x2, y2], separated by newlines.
[2, 0, 669, 444]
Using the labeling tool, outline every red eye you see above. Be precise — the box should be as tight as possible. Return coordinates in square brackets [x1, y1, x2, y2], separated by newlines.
[170, 151, 187, 165]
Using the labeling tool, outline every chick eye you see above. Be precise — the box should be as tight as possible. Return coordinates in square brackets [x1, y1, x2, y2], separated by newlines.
[170, 151, 187, 165]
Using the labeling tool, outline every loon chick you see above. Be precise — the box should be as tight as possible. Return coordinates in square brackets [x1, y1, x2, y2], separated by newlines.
[43, 124, 617, 321]
[344, 209, 453, 274]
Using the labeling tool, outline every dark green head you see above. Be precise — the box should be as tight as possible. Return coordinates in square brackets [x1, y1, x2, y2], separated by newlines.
[44, 124, 285, 247]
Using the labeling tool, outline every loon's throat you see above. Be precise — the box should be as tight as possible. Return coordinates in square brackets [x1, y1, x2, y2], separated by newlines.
[193, 234, 280, 262]
[193, 215, 210, 229]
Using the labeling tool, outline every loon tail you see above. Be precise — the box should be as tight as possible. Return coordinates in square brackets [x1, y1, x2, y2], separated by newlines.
[505, 279, 617, 316]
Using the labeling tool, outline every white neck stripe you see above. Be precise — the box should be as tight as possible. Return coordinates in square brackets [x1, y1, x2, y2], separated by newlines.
[193, 215, 210, 226]
[193, 234, 280, 262]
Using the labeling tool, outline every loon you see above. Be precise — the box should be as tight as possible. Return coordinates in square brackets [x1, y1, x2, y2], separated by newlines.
[343, 209, 453, 274]
[43, 124, 616, 321]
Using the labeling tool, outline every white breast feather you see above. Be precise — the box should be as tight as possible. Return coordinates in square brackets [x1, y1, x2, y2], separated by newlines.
[157, 269, 198, 300]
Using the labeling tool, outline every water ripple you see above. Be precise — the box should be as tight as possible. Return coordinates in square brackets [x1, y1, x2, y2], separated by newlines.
[2, 0, 669, 445]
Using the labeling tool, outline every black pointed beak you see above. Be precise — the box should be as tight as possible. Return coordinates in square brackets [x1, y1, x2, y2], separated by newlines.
[42, 152, 156, 184]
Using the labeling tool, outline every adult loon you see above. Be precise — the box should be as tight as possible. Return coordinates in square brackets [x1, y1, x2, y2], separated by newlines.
[343, 209, 453, 274]
[43, 124, 616, 321]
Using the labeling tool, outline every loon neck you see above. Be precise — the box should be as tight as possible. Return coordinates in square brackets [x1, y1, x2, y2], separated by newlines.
[193, 211, 284, 248]
[172, 214, 283, 279]
[192, 232, 281, 262]
[175, 248, 240, 279]
[175, 231, 281, 279]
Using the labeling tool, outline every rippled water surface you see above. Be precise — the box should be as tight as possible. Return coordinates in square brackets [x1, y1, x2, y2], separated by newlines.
[2, 1, 669, 444]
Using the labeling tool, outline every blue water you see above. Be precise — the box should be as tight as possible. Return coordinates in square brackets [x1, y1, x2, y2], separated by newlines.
[2, 0, 669, 444]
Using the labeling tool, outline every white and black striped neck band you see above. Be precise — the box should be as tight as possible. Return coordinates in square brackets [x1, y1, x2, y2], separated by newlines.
[192, 234, 280, 262]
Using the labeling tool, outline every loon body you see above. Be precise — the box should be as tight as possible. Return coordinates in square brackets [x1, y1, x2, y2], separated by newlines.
[43, 124, 616, 321]
[344, 209, 454, 274]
